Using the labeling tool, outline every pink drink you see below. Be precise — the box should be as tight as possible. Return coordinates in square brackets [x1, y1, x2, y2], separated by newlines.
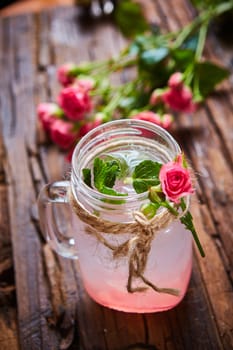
[38, 120, 193, 313]
[74, 218, 192, 312]
[72, 148, 193, 313]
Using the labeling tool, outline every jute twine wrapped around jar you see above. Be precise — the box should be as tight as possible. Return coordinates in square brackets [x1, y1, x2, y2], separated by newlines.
[69, 189, 180, 296]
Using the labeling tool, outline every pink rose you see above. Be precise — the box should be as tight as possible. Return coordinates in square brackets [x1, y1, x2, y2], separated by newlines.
[168, 72, 183, 89]
[50, 119, 78, 150]
[75, 78, 95, 92]
[159, 154, 194, 203]
[37, 103, 61, 131]
[130, 111, 172, 130]
[162, 85, 197, 113]
[58, 85, 93, 121]
[57, 63, 76, 86]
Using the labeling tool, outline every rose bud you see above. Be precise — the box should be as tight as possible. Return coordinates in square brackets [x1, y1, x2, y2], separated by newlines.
[75, 77, 95, 92]
[57, 63, 77, 87]
[50, 119, 78, 150]
[58, 85, 93, 121]
[140, 202, 159, 220]
[162, 86, 198, 113]
[168, 72, 183, 89]
[37, 103, 63, 132]
[130, 111, 171, 130]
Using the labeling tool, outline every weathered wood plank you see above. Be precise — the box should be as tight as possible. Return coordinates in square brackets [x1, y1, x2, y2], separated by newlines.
[158, 1, 233, 348]
[0, 14, 61, 350]
[0, 1, 232, 349]
[0, 182, 19, 350]
[0, 21, 19, 344]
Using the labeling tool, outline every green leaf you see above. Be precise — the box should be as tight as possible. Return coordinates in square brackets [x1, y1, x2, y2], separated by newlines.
[100, 186, 127, 197]
[132, 160, 162, 193]
[114, 0, 149, 38]
[194, 61, 230, 99]
[171, 48, 195, 70]
[129, 32, 164, 56]
[182, 33, 199, 51]
[82, 168, 92, 187]
[133, 178, 161, 193]
[93, 157, 117, 188]
[133, 160, 162, 179]
[93, 157, 127, 196]
[140, 47, 169, 67]
[102, 155, 129, 179]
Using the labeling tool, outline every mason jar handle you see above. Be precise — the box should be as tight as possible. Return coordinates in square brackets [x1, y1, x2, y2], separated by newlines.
[38, 180, 78, 259]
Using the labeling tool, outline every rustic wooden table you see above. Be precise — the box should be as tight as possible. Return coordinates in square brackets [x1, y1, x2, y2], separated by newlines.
[0, 1, 233, 349]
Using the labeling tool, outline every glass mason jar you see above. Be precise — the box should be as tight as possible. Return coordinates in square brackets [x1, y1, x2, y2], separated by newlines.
[38, 120, 192, 313]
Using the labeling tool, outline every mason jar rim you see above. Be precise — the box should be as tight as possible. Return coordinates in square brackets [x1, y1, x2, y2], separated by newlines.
[71, 119, 181, 206]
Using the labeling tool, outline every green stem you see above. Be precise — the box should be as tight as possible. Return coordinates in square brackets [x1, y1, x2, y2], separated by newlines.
[180, 199, 205, 257]
[185, 215, 206, 257]
[172, 15, 203, 49]
[173, 2, 233, 50]
[195, 22, 208, 61]
[161, 201, 179, 216]
[102, 91, 122, 115]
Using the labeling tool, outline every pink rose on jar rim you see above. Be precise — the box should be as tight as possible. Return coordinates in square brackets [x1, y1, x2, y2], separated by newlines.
[159, 154, 194, 204]
[58, 85, 93, 121]
[57, 63, 76, 87]
[50, 119, 78, 150]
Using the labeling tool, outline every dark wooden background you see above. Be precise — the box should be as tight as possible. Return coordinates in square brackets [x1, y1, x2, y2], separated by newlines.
[0, 0, 233, 349]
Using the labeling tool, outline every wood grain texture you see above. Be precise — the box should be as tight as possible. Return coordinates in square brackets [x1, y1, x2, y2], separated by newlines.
[0, 0, 232, 349]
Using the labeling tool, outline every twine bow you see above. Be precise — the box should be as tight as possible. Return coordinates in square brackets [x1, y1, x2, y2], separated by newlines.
[69, 190, 180, 296]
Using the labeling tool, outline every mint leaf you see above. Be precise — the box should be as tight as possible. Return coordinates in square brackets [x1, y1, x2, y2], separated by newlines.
[133, 179, 160, 193]
[82, 168, 92, 187]
[180, 199, 205, 257]
[93, 157, 118, 189]
[133, 160, 162, 178]
[132, 160, 162, 193]
[93, 157, 127, 196]
[103, 155, 129, 179]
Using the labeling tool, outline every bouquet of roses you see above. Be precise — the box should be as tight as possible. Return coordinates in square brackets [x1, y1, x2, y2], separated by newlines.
[37, 1, 232, 159]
